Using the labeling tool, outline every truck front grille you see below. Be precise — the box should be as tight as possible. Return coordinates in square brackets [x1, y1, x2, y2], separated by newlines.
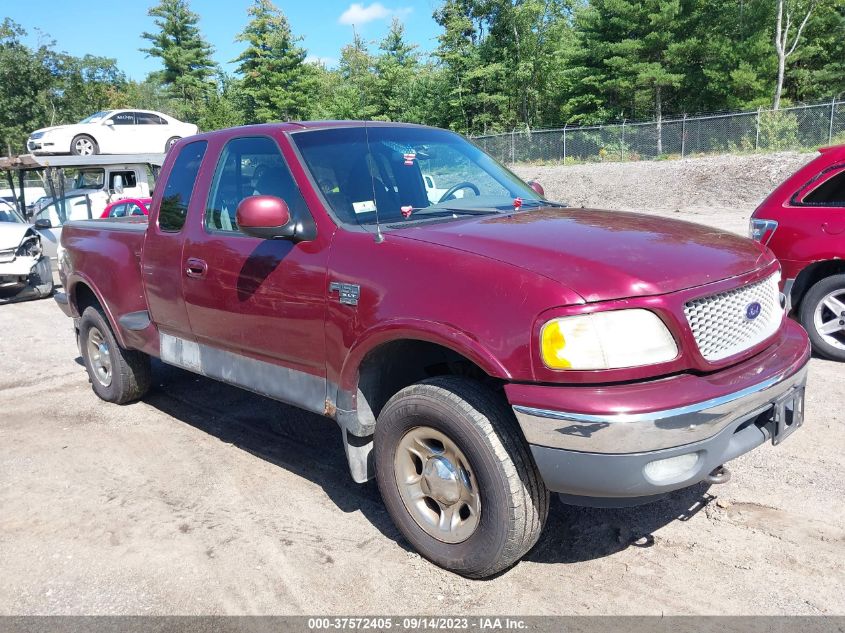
[684, 273, 783, 362]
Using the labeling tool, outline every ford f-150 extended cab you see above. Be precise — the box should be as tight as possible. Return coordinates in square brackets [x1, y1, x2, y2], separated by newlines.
[55, 122, 810, 578]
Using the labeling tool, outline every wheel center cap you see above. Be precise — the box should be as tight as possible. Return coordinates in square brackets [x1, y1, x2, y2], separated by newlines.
[98, 343, 109, 356]
[421, 455, 461, 505]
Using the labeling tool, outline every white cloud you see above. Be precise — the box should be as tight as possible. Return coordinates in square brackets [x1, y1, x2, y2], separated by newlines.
[338, 2, 410, 25]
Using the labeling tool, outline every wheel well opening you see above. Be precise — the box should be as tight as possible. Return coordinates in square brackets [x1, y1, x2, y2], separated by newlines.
[73, 282, 102, 316]
[792, 260, 845, 313]
[356, 340, 497, 423]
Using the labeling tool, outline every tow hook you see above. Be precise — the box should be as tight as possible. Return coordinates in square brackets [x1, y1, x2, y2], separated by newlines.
[706, 465, 731, 485]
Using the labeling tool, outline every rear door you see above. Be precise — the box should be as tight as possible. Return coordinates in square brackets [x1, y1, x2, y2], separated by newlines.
[781, 162, 845, 260]
[135, 112, 170, 153]
[142, 139, 209, 340]
[179, 134, 330, 413]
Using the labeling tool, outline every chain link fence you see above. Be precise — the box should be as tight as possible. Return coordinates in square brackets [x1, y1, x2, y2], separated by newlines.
[473, 98, 845, 164]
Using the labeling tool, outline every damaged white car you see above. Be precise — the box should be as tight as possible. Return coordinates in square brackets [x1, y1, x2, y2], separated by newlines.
[0, 205, 53, 304]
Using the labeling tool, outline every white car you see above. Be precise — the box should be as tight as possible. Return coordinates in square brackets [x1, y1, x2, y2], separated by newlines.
[27, 110, 198, 156]
[0, 202, 53, 304]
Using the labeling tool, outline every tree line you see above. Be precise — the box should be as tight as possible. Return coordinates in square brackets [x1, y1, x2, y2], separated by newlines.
[1, 0, 843, 153]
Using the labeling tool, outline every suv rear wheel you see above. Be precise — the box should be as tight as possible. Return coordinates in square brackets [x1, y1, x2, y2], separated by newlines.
[374, 376, 549, 578]
[799, 274, 845, 361]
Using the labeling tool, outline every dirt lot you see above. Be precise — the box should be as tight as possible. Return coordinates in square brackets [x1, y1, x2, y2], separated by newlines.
[1, 152, 843, 615]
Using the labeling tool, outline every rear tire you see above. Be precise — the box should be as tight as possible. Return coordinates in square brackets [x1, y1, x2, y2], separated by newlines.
[799, 274, 845, 361]
[374, 376, 549, 578]
[165, 136, 181, 152]
[78, 307, 151, 403]
[70, 135, 99, 156]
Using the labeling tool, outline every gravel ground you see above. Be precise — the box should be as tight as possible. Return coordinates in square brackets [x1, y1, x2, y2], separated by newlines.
[1, 151, 843, 615]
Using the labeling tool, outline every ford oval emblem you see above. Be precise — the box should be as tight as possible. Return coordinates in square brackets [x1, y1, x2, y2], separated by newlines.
[746, 301, 762, 320]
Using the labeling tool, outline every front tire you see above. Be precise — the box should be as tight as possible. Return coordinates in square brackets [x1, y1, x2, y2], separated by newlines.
[78, 307, 151, 403]
[374, 376, 549, 578]
[799, 274, 845, 361]
[71, 135, 99, 156]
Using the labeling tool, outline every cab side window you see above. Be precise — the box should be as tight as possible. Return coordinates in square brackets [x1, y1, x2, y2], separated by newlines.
[803, 169, 845, 206]
[205, 136, 307, 233]
[159, 141, 208, 232]
[109, 171, 137, 190]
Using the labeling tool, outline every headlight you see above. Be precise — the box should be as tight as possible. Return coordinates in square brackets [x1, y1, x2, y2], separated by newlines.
[15, 233, 41, 258]
[749, 218, 778, 244]
[540, 309, 678, 370]
[29, 131, 45, 140]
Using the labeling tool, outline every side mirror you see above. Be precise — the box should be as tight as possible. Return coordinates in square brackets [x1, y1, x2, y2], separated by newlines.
[34, 218, 52, 229]
[236, 195, 296, 240]
[104, 119, 115, 126]
[528, 180, 545, 197]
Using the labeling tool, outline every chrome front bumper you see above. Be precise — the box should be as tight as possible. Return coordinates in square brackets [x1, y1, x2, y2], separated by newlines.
[513, 364, 809, 455]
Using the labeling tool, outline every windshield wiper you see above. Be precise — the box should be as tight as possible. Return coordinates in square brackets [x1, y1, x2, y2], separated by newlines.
[520, 199, 567, 208]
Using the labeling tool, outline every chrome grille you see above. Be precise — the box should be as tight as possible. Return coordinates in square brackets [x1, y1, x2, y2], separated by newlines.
[684, 273, 783, 362]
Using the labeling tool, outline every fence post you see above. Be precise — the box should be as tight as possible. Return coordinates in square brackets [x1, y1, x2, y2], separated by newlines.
[681, 114, 687, 158]
[621, 120, 626, 161]
[829, 97, 837, 144]
[562, 124, 567, 162]
[755, 107, 761, 150]
[510, 129, 515, 164]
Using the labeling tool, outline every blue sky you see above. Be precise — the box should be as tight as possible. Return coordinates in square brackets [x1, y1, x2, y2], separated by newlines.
[6, 0, 443, 79]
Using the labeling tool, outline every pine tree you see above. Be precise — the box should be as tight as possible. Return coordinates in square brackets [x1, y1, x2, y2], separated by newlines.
[331, 30, 379, 119]
[233, 0, 312, 123]
[374, 18, 419, 121]
[141, 0, 216, 119]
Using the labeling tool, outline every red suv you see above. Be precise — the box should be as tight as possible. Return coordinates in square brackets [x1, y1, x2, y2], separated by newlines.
[751, 144, 845, 361]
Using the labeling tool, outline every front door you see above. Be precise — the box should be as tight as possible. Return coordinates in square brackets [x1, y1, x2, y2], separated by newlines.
[179, 135, 330, 413]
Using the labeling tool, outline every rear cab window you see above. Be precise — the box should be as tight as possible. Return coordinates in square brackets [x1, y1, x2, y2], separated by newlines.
[158, 141, 208, 232]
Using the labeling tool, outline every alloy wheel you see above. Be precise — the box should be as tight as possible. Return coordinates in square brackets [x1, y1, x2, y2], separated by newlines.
[393, 426, 481, 544]
[87, 326, 113, 387]
[813, 289, 845, 351]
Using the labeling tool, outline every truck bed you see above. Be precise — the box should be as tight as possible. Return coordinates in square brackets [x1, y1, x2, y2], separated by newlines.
[61, 217, 155, 355]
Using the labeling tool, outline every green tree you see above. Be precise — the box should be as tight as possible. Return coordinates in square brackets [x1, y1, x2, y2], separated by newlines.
[141, 0, 216, 120]
[54, 54, 127, 123]
[373, 18, 419, 121]
[197, 73, 245, 131]
[0, 19, 52, 154]
[233, 0, 313, 123]
[560, 0, 686, 126]
[330, 30, 379, 119]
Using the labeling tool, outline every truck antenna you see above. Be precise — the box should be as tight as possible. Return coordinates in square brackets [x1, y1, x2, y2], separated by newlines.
[363, 121, 384, 243]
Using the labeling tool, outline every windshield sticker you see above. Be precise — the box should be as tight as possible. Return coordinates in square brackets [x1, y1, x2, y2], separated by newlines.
[401, 205, 414, 218]
[352, 200, 377, 214]
[403, 152, 416, 166]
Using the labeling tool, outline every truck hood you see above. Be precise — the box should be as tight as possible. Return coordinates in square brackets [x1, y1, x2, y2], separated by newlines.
[0, 222, 31, 250]
[393, 207, 772, 302]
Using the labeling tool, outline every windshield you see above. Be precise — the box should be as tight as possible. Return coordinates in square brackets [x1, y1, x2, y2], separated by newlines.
[0, 204, 24, 223]
[291, 126, 543, 228]
[79, 111, 111, 124]
[71, 169, 105, 190]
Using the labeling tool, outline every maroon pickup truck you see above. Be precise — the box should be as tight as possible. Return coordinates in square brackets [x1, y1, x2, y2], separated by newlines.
[55, 122, 810, 578]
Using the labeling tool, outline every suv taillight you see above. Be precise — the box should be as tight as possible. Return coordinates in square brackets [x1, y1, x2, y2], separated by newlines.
[749, 218, 778, 245]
